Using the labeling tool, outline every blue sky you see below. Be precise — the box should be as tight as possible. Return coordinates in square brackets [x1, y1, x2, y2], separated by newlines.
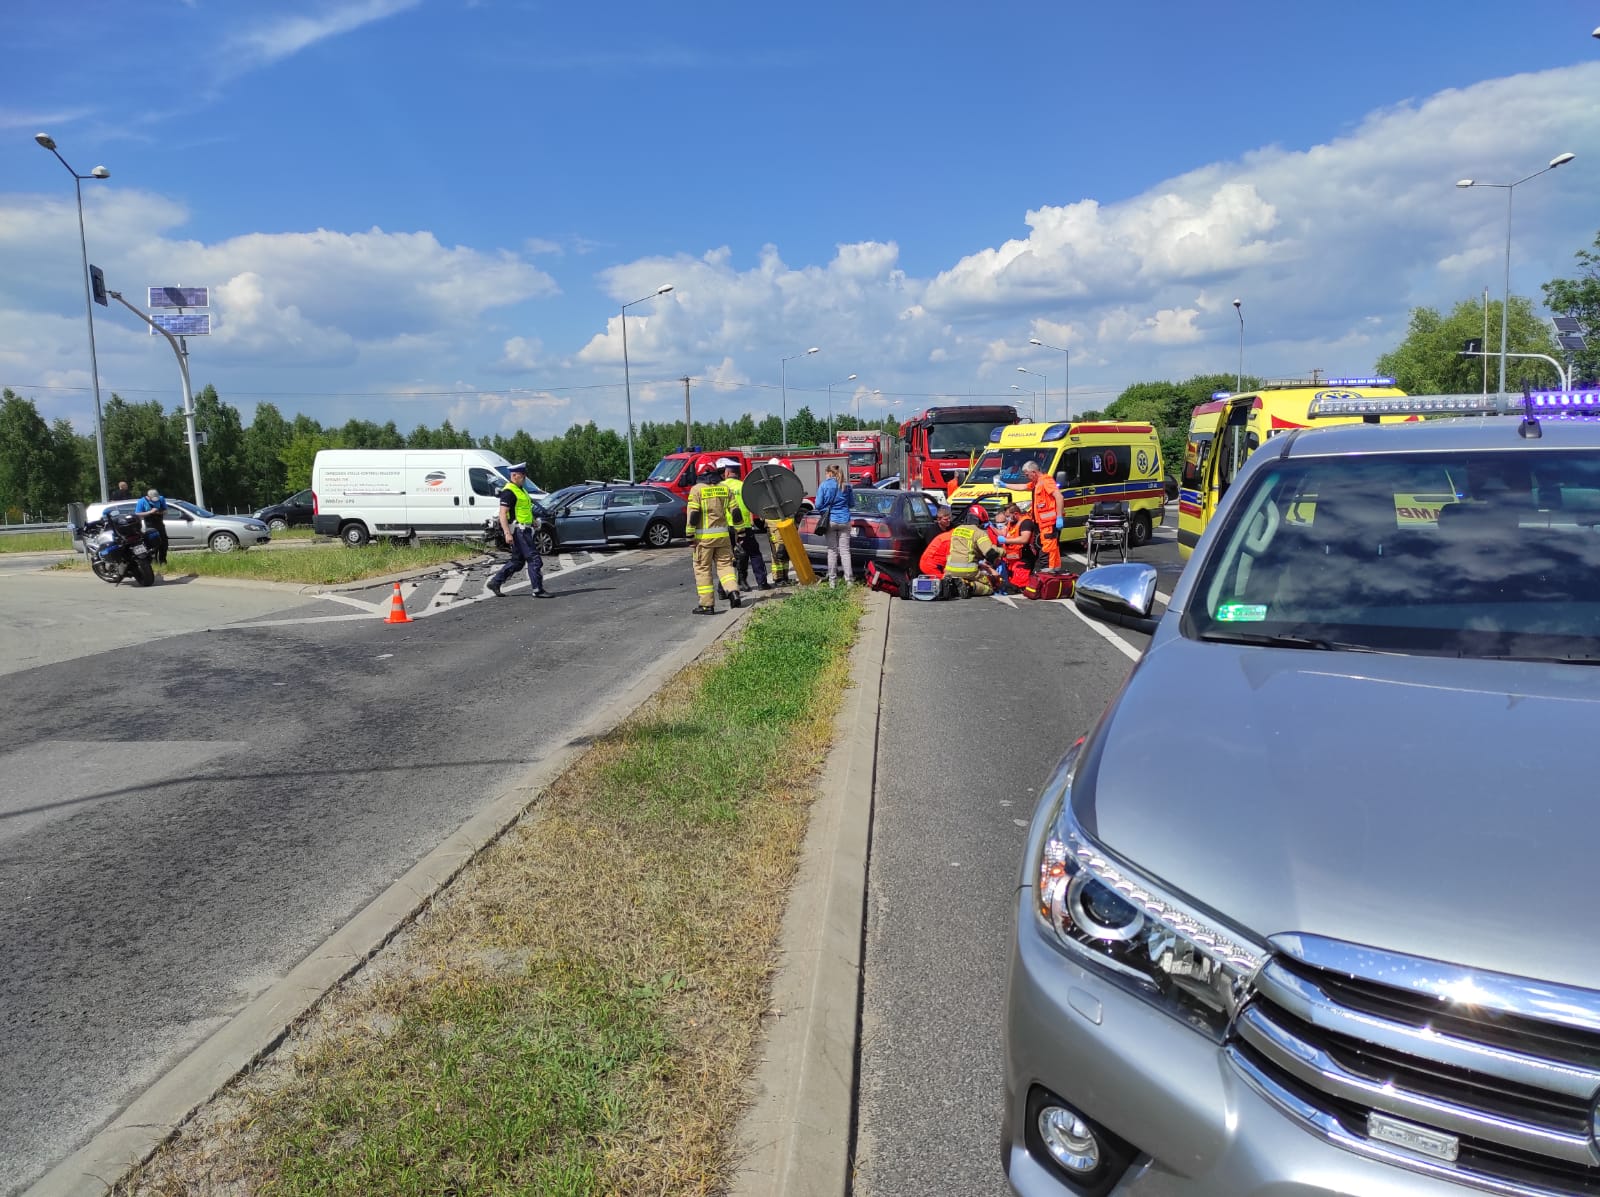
[5, 0, 1599, 441]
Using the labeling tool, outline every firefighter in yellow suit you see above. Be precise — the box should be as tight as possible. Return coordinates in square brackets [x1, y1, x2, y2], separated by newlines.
[687, 458, 744, 614]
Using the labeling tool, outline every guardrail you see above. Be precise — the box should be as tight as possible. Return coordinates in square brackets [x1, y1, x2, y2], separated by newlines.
[0, 522, 70, 536]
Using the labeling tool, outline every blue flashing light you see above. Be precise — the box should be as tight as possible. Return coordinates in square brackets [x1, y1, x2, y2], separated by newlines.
[1211, 391, 1232, 400]
[1041, 422, 1071, 442]
[1322, 376, 1396, 387]
[1530, 391, 1600, 409]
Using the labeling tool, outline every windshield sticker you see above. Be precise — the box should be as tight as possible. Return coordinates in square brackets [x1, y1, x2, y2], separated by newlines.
[1216, 602, 1268, 622]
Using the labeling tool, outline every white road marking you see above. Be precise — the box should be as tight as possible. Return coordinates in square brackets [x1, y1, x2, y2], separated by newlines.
[990, 593, 1019, 608]
[319, 592, 385, 613]
[1058, 597, 1143, 663]
[431, 571, 467, 606]
[411, 548, 639, 618]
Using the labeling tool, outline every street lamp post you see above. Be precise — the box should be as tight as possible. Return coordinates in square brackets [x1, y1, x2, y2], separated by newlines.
[620, 284, 674, 482]
[1010, 383, 1037, 420]
[1016, 367, 1045, 418]
[35, 133, 110, 502]
[825, 373, 856, 439]
[780, 346, 820, 446]
[1233, 299, 1244, 392]
[1027, 338, 1070, 418]
[1457, 152, 1576, 394]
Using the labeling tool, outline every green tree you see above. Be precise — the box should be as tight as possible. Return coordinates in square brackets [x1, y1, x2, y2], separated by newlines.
[1376, 296, 1559, 395]
[280, 431, 334, 490]
[103, 394, 184, 497]
[242, 403, 292, 504]
[171, 385, 248, 511]
[1542, 228, 1600, 385]
[0, 390, 66, 516]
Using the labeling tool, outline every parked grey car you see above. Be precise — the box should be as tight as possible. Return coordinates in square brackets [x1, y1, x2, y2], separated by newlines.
[1006, 403, 1600, 1195]
[85, 498, 271, 552]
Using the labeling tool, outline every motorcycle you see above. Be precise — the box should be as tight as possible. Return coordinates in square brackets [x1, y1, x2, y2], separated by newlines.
[81, 508, 160, 587]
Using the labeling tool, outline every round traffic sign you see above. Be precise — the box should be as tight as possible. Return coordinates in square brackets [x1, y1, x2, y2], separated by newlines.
[742, 463, 807, 520]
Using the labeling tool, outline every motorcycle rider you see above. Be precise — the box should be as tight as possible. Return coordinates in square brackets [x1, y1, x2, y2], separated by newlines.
[135, 487, 170, 566]
[487, 463, 549, 598]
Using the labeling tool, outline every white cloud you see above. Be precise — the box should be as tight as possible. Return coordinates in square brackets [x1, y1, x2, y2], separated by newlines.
[495, 336, 543, 371]
[226, 0, 421, 72]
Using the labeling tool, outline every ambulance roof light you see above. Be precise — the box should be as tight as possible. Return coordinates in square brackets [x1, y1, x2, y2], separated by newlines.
[1041, 422, 1071, 442]
[1211, 391, 1232, 400]
[1306, 391, 1600, 420]
[1320, 376, 1396, 387]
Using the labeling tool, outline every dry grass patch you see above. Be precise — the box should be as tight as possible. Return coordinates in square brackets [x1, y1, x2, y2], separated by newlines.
[120, 586, 863, 1197]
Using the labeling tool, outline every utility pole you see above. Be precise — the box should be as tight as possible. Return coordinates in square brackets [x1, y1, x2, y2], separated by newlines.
[682, 376, 692, 448]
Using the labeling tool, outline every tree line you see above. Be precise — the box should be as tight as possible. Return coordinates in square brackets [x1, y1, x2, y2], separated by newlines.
[7, 228, 1597, 519]
[0, 384, 898, 520]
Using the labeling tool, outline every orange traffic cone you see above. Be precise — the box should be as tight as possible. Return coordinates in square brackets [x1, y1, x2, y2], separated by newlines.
[385, 582, 413, 624]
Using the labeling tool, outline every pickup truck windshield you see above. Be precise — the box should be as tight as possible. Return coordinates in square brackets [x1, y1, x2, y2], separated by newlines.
[1186, 449, 1600, 661]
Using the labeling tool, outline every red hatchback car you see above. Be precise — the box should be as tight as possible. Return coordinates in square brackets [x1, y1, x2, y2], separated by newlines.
[797, 486, 940, 576]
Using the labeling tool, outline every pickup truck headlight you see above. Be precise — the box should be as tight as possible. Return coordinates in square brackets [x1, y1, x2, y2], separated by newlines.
[1032, 767, 1267, 1041]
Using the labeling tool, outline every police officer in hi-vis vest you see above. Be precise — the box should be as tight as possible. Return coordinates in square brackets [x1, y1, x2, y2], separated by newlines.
[488, 463, 550, 598]
[687, 457, 744, 614]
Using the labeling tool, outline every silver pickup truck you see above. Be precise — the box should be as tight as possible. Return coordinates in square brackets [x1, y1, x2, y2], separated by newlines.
[1005, 394, 1600, 1196]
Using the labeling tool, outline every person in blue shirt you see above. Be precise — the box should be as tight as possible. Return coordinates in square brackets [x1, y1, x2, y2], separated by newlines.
[134, 487, 169, 565]
[814, 464, 854, 587]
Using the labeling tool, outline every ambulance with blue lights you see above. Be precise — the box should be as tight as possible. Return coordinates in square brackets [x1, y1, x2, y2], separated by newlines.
[949, 420, 1166, 547]
[1177, 376, 1420, 558]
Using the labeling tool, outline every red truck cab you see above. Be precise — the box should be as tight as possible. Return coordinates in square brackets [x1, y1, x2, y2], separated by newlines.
[898, 405, 1020, 493]
[643, 450, 755, 499]
[835, 430, 885, 485]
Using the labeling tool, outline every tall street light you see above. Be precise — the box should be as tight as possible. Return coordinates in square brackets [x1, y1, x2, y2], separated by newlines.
[1017, 367, 1045, 419]
[35, 133, 111, 502]
[620, 284, 673, 481]
[825, 373, 856, 439]
[780, 346, 819, 446]
[1232, 299, 1244, 392]
[1028, 338, 1070, 418]
[1010, 383, 1036, 420]
[856, 388, 880, 423]
[1457, 152, 1576, 394]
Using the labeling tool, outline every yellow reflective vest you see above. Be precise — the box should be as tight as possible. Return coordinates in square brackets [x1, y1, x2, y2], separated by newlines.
[503, 481, 535, 525]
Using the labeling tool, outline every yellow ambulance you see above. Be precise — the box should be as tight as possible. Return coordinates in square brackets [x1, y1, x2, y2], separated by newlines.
[949, 420, 1166, 547]
[1177, 377, 1420, 558]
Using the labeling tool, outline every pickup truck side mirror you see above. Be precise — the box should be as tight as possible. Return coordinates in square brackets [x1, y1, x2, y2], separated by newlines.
[1074, 563, 1160, 634]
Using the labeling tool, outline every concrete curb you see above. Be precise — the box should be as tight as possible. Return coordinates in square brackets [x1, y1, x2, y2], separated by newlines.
[729, 589, 890, 1197]
[23, 599, 760, 1197]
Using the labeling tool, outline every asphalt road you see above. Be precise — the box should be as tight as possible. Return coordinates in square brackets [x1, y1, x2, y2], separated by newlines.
[852, 521, 1180, 1197]
[0, 545, 722, 1195]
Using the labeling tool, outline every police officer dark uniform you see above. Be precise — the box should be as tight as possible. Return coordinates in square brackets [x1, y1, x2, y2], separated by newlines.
[487, 463, 549, 598]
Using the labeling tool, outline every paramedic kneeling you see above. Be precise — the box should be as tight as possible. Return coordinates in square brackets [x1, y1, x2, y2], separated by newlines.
[942, 504, 1001, 596]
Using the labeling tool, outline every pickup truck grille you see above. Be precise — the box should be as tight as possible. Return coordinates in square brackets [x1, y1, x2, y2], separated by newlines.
[1228, 941, 1600, 1196]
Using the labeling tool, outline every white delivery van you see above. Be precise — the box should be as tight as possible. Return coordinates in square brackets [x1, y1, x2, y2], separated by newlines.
[310, 449, 543, 546]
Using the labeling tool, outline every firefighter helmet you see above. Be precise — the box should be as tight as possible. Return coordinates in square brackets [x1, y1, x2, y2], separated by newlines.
[966, 503, 990, 525]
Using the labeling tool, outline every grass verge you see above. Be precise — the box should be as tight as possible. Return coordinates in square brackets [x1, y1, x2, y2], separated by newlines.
[119, 586, 864, 1197]
[0, 530, 72, 553]
[54, 540, 486, 585]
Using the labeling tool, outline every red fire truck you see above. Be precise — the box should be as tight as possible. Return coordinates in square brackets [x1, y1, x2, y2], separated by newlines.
[835, 430, 886, 485]
[891, 405, 1020, 493]
[643, 445, 850, 503]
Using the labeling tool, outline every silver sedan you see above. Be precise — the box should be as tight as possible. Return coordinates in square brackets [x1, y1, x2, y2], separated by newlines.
[85, 499, 271, 552]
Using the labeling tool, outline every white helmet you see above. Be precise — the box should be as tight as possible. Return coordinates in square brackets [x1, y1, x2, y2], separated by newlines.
[716, 457, 739, 470]
[768, 457, 783, 465]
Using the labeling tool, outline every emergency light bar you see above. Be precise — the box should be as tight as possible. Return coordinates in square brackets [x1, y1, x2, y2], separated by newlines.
[1320, 376, 1396, 387]
[1307, 392, 1600, 419]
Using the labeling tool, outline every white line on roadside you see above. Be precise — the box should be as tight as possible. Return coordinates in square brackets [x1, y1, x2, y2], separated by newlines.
[1058, 597, 1143, 663]
[411, 548, 639, 618]
[990, 593, 1019, 609]
[319, 592, 385, 613]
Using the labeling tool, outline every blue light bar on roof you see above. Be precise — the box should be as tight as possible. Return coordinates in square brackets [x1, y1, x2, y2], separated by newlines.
[1041, 422, 1071, 441]
[1307, 393, 1499, 419]
[1529, 391, 1600, 409]
[1320, 376, 1396, 387]
[1211, 391, 1231, 400]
